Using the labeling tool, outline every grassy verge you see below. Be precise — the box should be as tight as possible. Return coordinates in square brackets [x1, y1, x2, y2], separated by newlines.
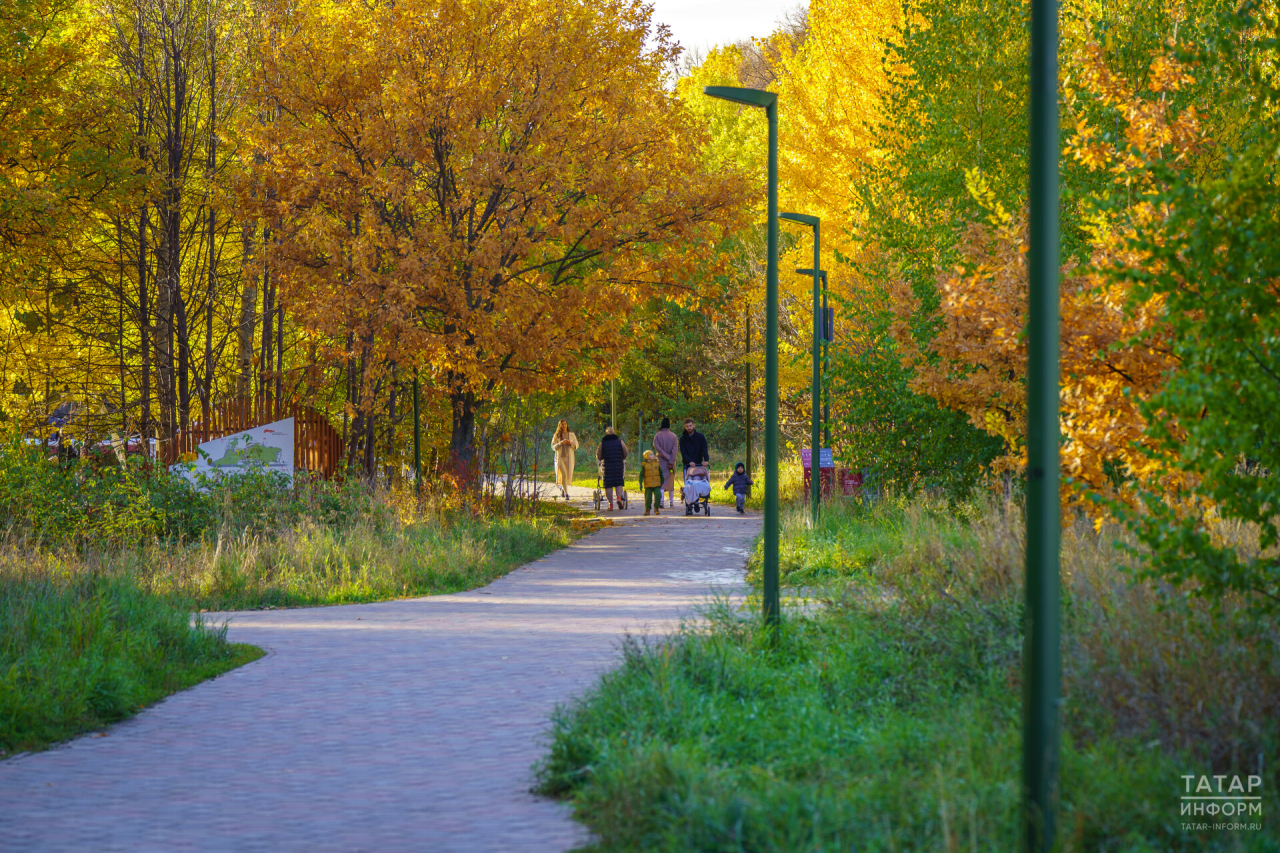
[538, 497, 1280, 851]
[1, 448, 592, 755]
[138, 498, 587, 611]
[0, 567, 264, 757]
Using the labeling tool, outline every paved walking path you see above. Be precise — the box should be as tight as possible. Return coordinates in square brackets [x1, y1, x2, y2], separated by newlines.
[0, 500, 760, 852]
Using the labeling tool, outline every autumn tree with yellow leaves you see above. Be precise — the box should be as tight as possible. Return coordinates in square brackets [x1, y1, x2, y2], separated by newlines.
[891, 42, 1205, 510]
[244, 0, 750, 466]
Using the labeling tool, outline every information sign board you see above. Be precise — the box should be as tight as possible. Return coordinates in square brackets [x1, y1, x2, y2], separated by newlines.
[173, 417, 295, 486]
[800, 448, 835, 469]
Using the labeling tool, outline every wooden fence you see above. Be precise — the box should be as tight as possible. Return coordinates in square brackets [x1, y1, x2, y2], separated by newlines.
[162, 395, 343, 478]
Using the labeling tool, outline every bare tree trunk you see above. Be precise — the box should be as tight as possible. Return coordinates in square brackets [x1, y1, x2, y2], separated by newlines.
[134, 11, 152, 440]
[275, 302, 284, 405]
[203, 13, 216, 427]
[159, 0, 190, 441]
[237, 222, 257, 396]
[260, 263, 274, 407]
[448, 384, 478, 474]
[155, 260, 174, 439]
[175, 289, 191, 434]
[138, 206, 151, 439]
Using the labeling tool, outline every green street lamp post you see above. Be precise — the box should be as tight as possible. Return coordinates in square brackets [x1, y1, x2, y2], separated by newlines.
[704, 85, 780, 629]
[821, 270, 830, 447]
[1024, 0, 1061, 849]
[797, 267, 830, 448]
[745, 308, 752, 479]
[783, 213, 822, 523]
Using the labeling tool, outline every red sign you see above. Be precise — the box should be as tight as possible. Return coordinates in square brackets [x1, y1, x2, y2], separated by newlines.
[840, 468, 864, 496]
[802, 467, 834, 500]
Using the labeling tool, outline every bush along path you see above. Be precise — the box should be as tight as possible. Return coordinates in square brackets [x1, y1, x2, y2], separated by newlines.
[0, 504, 761, 852]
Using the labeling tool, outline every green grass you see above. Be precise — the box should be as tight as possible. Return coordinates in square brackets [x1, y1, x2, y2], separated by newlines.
[0, 570, 263, 757]
[538, 497, 1280, 851]
[138, 499, 588, 611]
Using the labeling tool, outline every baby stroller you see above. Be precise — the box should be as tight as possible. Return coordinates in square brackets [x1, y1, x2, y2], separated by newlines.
[681, 465, 712, 516]
[593, 459, 605, 512]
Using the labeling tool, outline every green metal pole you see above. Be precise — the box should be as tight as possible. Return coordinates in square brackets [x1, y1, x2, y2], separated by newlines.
[763, 99, 779, 630]
[1024, 0, 1061, 848]
[810, 223, 820, 521]
[746, 310, 752, 479]
[413, 369, 422, 496]
[611, 379, 616, 430]
[703, 85, 779, 631]
[781, 214, 821, 522]
[822, 272, 830, 448]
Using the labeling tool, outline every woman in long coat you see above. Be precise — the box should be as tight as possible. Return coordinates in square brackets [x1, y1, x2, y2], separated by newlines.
[652, 417, 679, 509]
[596, 426, 629, 510]
[551, 420, 579, 500]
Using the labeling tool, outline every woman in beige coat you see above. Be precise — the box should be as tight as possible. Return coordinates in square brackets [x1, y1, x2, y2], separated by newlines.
[552, 420, 579, 500]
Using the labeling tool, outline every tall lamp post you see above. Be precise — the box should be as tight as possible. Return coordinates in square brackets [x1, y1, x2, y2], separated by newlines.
[797, 267, 830, 454]
[704, 85, 780, 629]
[745, 307, 752, 479]
[821, 270, 830, 447]
[782, 213, 821, 523]
[1024, 0, 1061, 849]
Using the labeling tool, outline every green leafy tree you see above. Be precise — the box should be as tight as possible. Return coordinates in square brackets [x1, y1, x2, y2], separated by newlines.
[1122, 3, 1280, 615]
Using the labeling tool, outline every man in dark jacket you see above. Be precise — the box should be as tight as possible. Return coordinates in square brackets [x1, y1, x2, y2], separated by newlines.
[679, 418, 709, 472]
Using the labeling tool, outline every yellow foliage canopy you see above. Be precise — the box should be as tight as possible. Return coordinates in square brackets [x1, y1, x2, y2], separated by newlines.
[243, 0, 750, 432]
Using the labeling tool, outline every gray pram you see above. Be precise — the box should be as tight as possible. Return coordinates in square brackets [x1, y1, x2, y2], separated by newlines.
[681, 465, 711, 516]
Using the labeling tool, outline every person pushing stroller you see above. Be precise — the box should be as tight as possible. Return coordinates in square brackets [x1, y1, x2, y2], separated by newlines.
[724, 462, 753, 514]
[596, 426, 628, 511]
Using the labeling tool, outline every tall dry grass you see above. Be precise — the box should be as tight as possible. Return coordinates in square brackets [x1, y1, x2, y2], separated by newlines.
[861, 497, 1280, 773]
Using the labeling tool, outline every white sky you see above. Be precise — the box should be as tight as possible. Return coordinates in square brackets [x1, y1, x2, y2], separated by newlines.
[648, 0, 799, 56]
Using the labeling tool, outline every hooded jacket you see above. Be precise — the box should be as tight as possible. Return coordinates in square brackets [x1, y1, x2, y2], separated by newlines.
[724, 469, 754, 495]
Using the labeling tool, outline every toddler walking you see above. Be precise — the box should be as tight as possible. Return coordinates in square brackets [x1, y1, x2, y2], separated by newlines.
[723, 462, 753, 514]
[639, 450, 664, 516]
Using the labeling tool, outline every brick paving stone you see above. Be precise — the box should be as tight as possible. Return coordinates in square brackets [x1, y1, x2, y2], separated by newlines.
[0, 505, 760, 853]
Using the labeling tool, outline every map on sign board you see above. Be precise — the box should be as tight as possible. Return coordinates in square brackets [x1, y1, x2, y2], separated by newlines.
[173, 417, 294, 486]
[799, 448, 835, 469]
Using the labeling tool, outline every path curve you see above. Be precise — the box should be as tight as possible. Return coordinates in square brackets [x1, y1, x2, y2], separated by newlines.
[0, 505, 760, 852]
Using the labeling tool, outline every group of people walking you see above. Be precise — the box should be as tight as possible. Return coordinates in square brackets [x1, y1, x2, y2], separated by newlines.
[551, 416, 752, 515]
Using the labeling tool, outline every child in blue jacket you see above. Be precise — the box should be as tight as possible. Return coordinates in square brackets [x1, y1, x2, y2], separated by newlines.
[723, 462, 753, 514]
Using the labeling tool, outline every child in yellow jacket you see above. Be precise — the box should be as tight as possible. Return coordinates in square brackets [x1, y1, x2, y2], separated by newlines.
[639, 450, 664, 515]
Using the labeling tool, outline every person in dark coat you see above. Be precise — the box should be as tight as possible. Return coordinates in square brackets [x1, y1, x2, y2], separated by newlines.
[596, 426, 629, 510]
[678, 418, 710, 473]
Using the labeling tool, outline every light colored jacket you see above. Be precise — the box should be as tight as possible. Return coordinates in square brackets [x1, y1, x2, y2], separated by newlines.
[653, 428, 678, 466]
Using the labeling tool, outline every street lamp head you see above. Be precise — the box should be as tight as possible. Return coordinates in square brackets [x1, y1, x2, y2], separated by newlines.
[703, 86, 777, 108]
[780, 212, 820, 228]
